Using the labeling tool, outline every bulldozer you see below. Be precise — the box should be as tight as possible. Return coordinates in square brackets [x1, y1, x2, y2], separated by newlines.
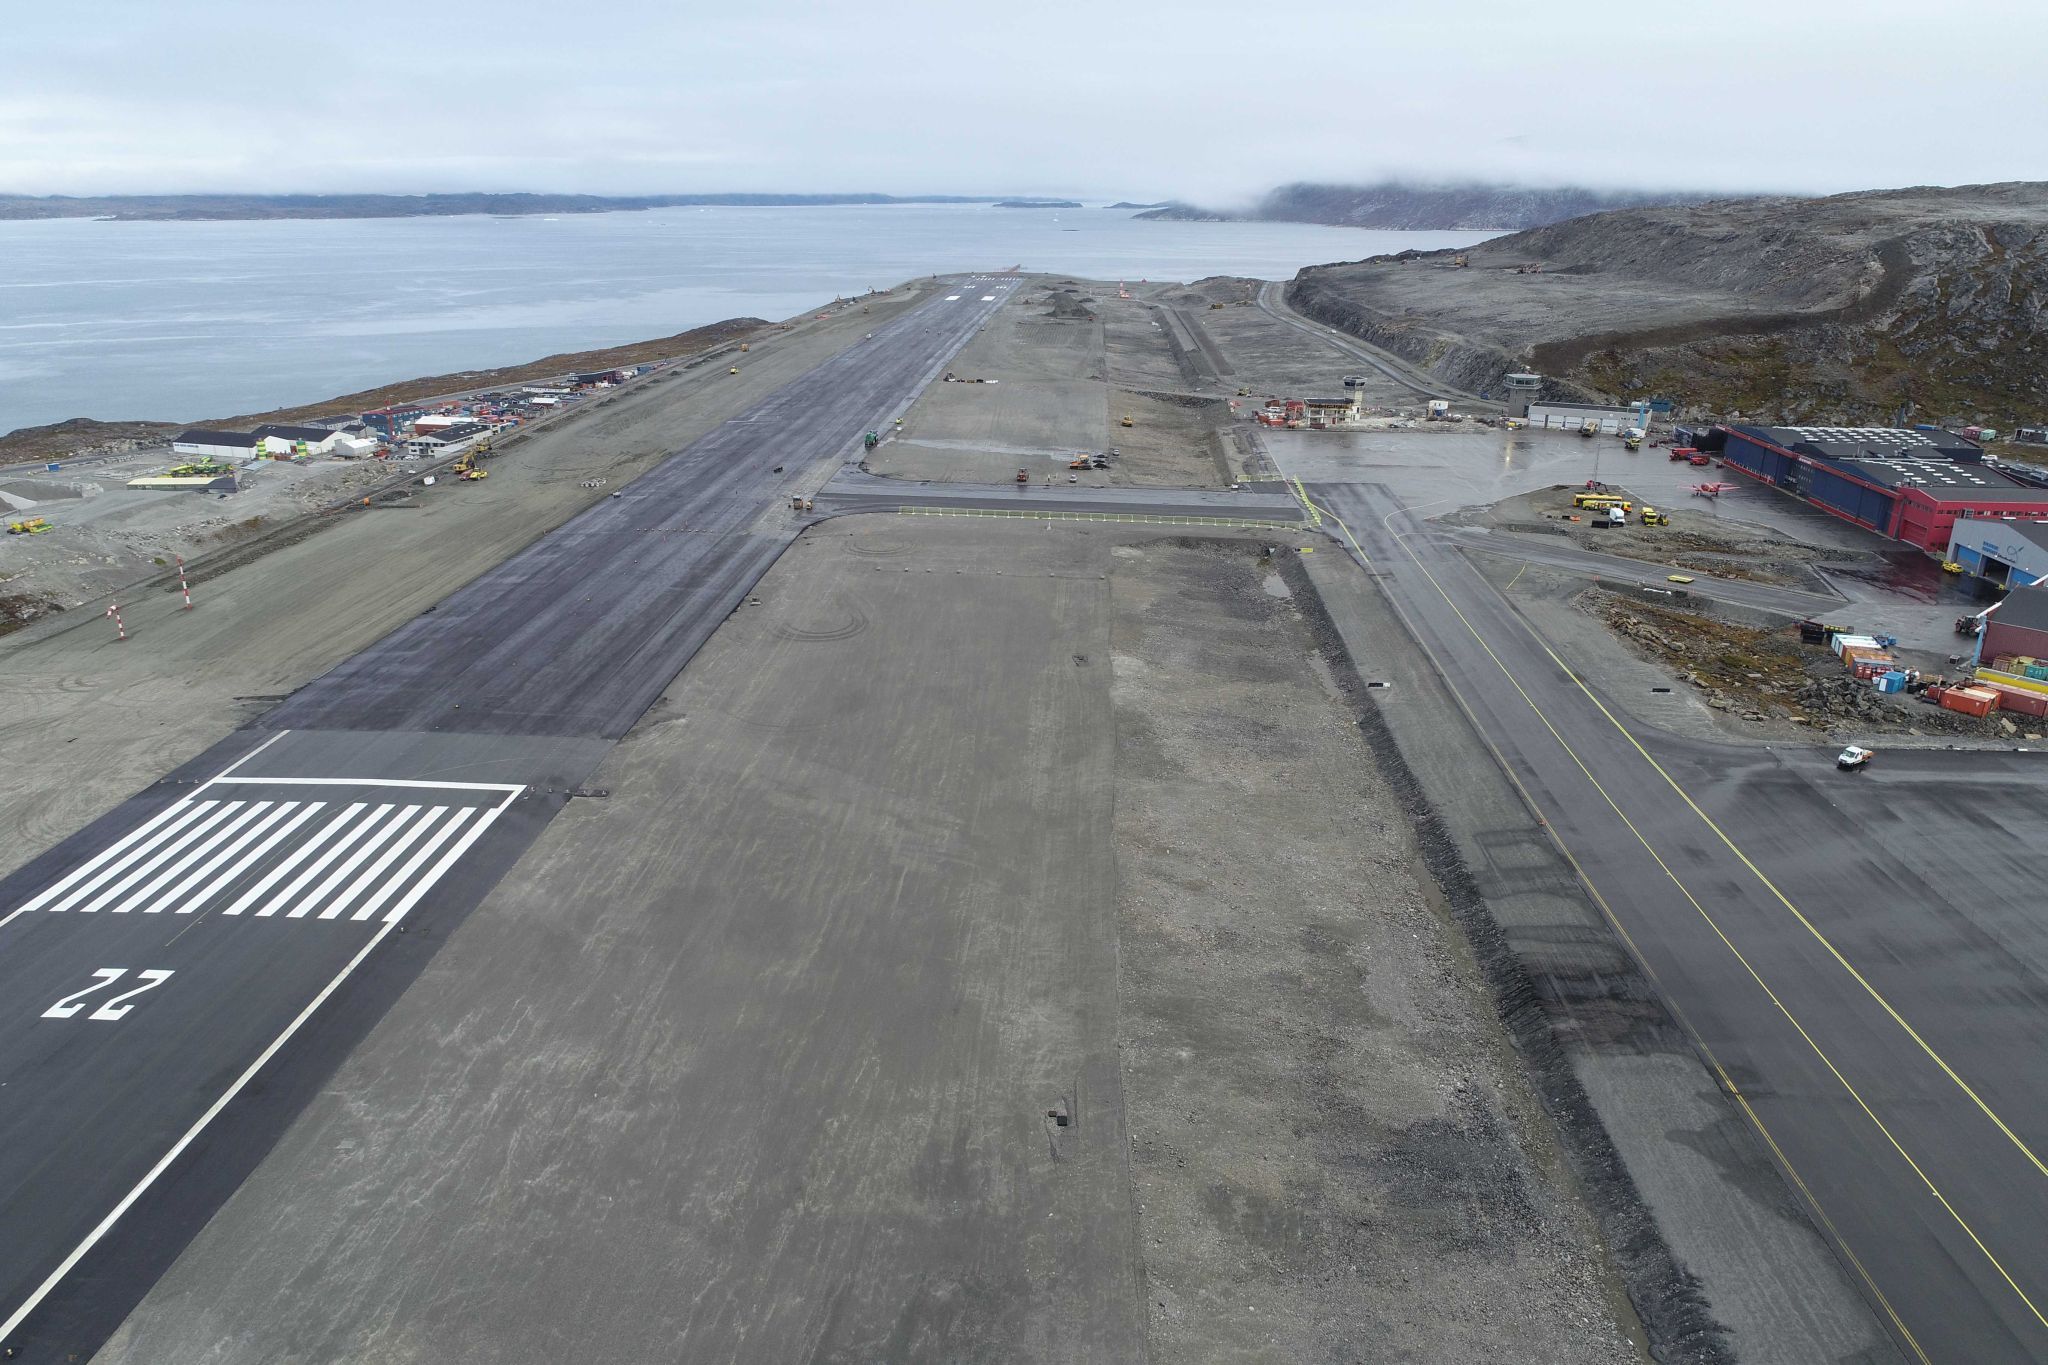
[7, 516, 52, 535]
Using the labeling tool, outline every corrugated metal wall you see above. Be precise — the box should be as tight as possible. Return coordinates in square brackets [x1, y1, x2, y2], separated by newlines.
[1803, 461, 1897, 532]
[1721, 433, 1794, 483]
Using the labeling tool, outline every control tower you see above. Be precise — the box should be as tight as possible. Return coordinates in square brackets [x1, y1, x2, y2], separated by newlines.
[1504, 372, 1543, 419]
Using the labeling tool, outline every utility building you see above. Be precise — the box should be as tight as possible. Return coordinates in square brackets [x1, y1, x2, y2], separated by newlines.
[1948, 516, 2048, 588]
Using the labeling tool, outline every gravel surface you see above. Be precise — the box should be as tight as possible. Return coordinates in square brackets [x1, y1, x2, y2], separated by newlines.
[1110, 539, 1643, 1364]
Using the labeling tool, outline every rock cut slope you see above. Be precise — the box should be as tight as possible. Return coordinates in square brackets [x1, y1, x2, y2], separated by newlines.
[1285, 181, 2048, 426]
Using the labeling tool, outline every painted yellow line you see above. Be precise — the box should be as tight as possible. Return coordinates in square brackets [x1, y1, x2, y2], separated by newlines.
[1505, 562, 1528, 592]
[1290, 478, 1323, 526]
[1311, 496, 2048, 1336]
[1375, 499, 2048, 1179]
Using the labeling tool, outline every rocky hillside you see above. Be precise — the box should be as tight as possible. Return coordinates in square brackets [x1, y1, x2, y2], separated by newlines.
[1283, 182, 2048, 428]
[1139, 181, 1717, 230]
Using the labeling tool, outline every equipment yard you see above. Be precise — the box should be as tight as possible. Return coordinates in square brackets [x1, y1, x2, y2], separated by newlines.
[3, 264, 2046, 1365]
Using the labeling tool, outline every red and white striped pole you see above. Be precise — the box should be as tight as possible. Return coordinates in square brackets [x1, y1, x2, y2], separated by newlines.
[176, 555, 192, 609]
[106, 599, 127, 641]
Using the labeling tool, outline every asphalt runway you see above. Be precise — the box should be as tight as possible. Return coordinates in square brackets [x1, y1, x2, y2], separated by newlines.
[0, 278, 1019, 1358]
[1311, 480, 2048, 1362]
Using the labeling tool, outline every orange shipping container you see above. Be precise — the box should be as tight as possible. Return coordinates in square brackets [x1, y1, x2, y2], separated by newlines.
[1941, 687, 1998, 718]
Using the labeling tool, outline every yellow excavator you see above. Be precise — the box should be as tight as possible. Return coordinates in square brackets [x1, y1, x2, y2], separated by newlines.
[452, 450, 488, 481]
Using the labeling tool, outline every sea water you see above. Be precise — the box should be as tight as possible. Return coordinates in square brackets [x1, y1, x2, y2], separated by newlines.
[0, 205, 1489, 431]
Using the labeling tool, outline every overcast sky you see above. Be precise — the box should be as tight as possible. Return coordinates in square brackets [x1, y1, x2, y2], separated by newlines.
[4, 0, 2043, 203]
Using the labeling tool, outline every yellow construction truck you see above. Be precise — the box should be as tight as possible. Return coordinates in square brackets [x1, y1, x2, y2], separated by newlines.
[8, 516, 53, 535]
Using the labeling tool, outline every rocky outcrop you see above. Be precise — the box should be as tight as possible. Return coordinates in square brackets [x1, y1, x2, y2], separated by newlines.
[1284, 182, 2048, 427]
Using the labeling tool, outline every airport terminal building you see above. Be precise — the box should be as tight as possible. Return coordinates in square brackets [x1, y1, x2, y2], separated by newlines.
[1711, 424, 2048, 550]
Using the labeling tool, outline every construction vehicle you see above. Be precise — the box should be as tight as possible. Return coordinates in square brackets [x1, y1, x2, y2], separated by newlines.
[729, 366, 740, 375]
[1941, 560, 1965, 574]
[7, 516, 52, 535]
[1624, 434, 1643, 451]
[1578, 419, 1600, 438]
[1639, 506, 1668, 526]
[789, 496, 813, 512]
[1450, 254, 1469, 268]
[739, 342, 750, 353]
[1120, 414, 1134, 428]
[1068, 457, 1091, 469]
[452, 451, 487, 481]
[167, 459, 235, 479]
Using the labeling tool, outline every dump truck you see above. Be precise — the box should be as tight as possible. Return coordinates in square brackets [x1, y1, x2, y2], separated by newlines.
[1640, 506, 1668, 526]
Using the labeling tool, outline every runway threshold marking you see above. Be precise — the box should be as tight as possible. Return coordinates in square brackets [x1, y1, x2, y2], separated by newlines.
[0, 743, 527, 1348]
[1311, 494, 2043, 1346]
[10, 784, 511, 926]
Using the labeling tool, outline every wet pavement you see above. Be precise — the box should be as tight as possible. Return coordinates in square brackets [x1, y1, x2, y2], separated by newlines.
[1264, 426, 1995, 657]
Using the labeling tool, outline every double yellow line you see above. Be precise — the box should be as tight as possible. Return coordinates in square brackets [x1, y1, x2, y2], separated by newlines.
[1312, 494, 2048, 1357]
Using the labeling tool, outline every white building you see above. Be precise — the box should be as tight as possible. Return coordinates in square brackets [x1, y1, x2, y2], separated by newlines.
[251, 424, 343, 456]
[404, 422, 489, 457]
[170, 429, 263, 461]
[1527, 401, 1641, 434]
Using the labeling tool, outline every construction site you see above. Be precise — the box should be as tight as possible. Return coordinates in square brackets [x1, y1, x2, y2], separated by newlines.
[4, 264, 2047, 1365]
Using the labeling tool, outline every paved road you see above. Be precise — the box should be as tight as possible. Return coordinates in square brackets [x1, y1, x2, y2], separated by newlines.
[1255, 280, 1485, 404]
[0, 277, 1020, 1358]
[1312, 481, 2048, 1363]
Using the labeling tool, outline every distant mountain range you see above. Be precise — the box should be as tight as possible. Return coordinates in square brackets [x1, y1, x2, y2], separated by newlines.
[0, 192, 1068, 222]
[1137, 181, 1728, 231]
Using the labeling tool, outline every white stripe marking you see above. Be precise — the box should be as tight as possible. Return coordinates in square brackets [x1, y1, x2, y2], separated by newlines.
[204, 777, 522, 793]
[350, 807, 476, 923]
[10, 800, 198, 918]
[381, 804, 505, 925]
[193, 804, 326, 915]
[35, 801, 219, 916]
[303, 805, 425, 920]
[151, 802, 296, 913]
[944, 295, 961, 301]
[0, 914, 402, 1348]
[224, 804, 367, 918]
[276, 806, 399, 919]
[324, 806, 447, 923]
[110, 802, 274, 915]
[76, 802, 244, 915]
[191, 731, 289, 793]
